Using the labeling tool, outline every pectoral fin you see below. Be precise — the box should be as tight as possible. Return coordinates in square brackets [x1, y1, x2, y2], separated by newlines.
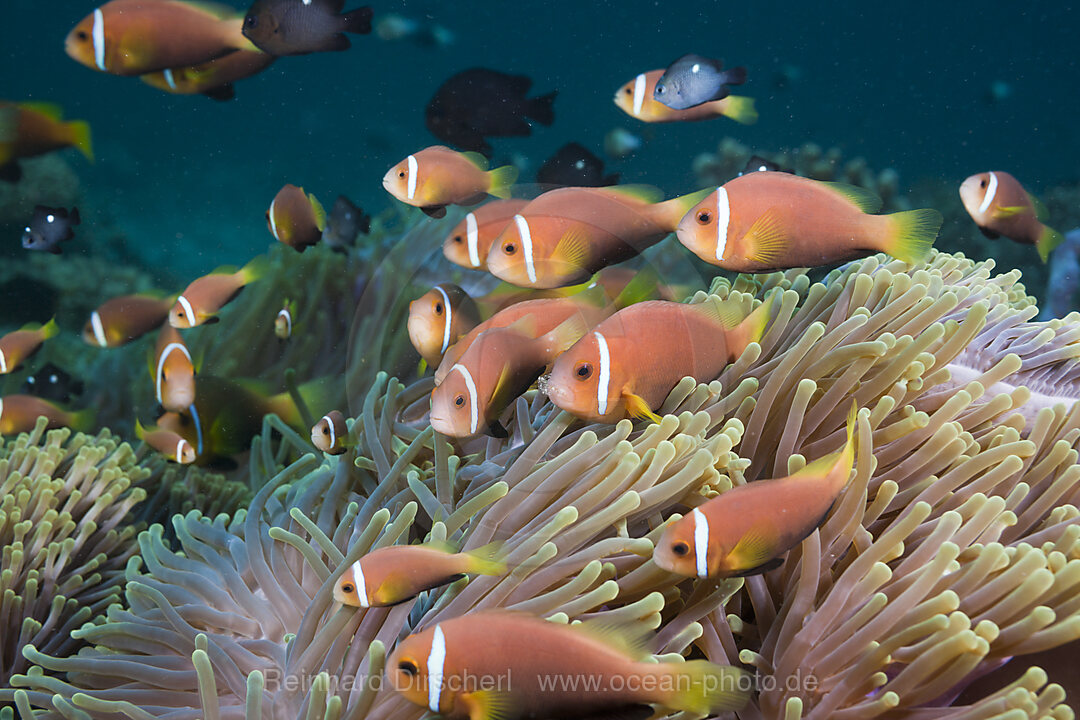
[743, 208, 789, 267]
[623, 392, 661, 424]
[421, 205, 447, 218]
[992, 205, 1028, 219]
[729, 529, 777, 573]
[460, 690, 514, 720]
[553, 227, 590, 271]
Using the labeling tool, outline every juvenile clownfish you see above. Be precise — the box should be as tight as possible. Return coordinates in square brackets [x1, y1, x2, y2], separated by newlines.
[0, 395, 93, 436]
[83, 294, 174, 347]
[65, 0, 252, 77]
[169, 256, 268, 328]
[334, 542, 505, 608]
[675, 172, 942, 272]
[408, 284, 482, 370]
[267, 185, 326, 251]
[959, 171, 1064, 263]
[442, 199, 529, 270]
[547, 294, 775, 424]
[311, 410, 348, 455]
[275, 300, 296, 340]
[136, 420, 196, 465]
[382, 145, 518, 218]
[654, 405, 858, 578]
[614, 70, 757, 125]
[152, 324, 196, 413]
[387, 611, 750, 719]
[0, 319, 58, 375]
[486, 185, 711, 289]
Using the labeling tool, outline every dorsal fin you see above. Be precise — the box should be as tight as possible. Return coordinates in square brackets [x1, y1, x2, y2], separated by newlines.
[460, 151, 489, 170]
[573, 617, 654, 660]
[821, 181, 882, 213]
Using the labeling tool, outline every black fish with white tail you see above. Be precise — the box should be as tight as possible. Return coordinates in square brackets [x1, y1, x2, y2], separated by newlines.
[537, 142, 619, 187]
[22, 205, 80, 254]
[426, 68, 557, 155]
[242, 0, 372, 56]
[654, 54, 747, 110]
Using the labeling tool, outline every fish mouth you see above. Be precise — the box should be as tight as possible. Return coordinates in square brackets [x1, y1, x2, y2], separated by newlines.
[428, 412, 454, 436]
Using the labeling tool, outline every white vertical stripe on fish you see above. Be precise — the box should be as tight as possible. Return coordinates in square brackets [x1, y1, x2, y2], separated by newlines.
[632, 73, 646, 116]
[594, 331, 610, 415]
[512, 214, 537, 284]
[978, 171, 999, 215]
[91, 310, 108, 347]
[322, 414, 336, 450]
[92, 8, 106, 72]
[163, 69, 177, 90]
[351, 559, 369, 608]
[714, 187, 730, 262]
[156, 342, 193, 405]
[692, 507, 709, 578]
[176, 295, 197, 326]
[434, 286, 453, 354]
[427, 625, 446, 712]
[465, 212, 480, 267]
[450, 364, 480, 434]
[188, 403, 204, 456]
[0, 350, 7, 374]
[406, 154, 418, 200]
[268, 198, 280, 241]
[175, 439, 186, 463]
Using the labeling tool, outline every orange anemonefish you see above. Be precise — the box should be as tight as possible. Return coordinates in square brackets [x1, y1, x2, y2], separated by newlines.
[136, 420, 196, 464]
[430, 316, 588, 438]
[486, 185, 710, 289]
[334, 542, 505, 608]
[267, 185, 326, 251]
[408, 284, 483, 370]
[275, 299, 296, 340]
[959, 171, 1064, 263]
[0, 395, 93, 436]
[82, 294, 174, 347]
[675, 172, 943, 272]
[613, 70, 757, 125]
[547, 294, 774, 424]
[152, 324, 196, 412]
[169, 256, 268, 328]
[311, 410, 348, 454]
[0, 319, 58, 375]
[65, 0, 252, 77]
[442, 198, 530, 270]
[140, 49, 275, 101]
[382, 145, 518, 218]
[0, 102, 93, 173]
[387, 611, 750, 719]
[654, 404, 857, 578]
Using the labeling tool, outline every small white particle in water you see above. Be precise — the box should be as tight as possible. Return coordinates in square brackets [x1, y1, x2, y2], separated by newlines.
[24, 227, 30, 233]
[46, 214, 55, 223]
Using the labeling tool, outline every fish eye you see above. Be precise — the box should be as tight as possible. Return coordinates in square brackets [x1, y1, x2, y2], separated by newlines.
[398, 171, 406, 178]
[575, 362, 593, 380]
[624, 87, 632, 95]
[341, 583, 355, 594]
[244, 15, 257, 28]
[434, 302, 443, 316]
[980, 179, 987, 188]
[76, 30, 89, 41]
[672, 542, 690, 557]
[322, 426, 330, 435]
[454, 394, 465, 407]
[696, 210, 712, 225]
[398, 659, 419, 677]
[503, 242, 516, 254]
[452, 235, 463, 243]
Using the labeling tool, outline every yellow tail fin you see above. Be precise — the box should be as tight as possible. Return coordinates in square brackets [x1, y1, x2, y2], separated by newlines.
[721, 95, 758, 125]
[653, 187, 713, 230]
[665, 660, 751, 715]
[487, 164, 519, 199]
[462, 542, 507, 576]
[67, 120, 94, 162]
[40, 317, 60, 340]
[308, 193, 327, 232]
[796, 402, 858, 487]
[884, 208, 941, 265]
[1037, 225, 1064, 263]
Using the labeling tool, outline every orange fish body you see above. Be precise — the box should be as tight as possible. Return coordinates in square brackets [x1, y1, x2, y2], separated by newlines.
[140, 49, 274, 98]
[311, 410, 348, 455]
[0, 102, 93, 165]
[169, 257, 266, 328]
[430, 317, 586, 437]
[267, 184, 326, 250]
[382, 145, 518, 217]
[387, 611, 749, 719]
[334, 543, 504, 608]
[614, 69, 757, 125]
[676, 172, 942, 272]
[548, 296, 772, 423]
[654, 407, 856, 578]
[486, 186, 708, 289]
[83, 294, 173, 347]
[408, 284, 482, 369]
[0, 319, 58, 375]
[153, 324, 196, 412]
[65, 0, 250, 76]
[0, 395, 92, 436]
[136, 421, 196, 464]
[443, 199, 530, 270]
[959, 171, 1063, 262]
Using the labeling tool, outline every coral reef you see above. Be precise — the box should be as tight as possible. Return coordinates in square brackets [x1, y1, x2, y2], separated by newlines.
[0, 421, 147, 719]
[4, 251, 1080, 719]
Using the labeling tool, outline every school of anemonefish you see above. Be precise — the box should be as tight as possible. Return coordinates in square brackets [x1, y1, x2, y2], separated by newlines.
[1, 8, 1071, 715]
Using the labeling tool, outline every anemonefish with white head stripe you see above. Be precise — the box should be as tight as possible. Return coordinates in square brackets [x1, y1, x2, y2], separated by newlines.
[442, 199, 529, 270]
[0, 319, 58, 375]
[676, 172, 942, 272]
[169, 256, 268, 328]
[65, 0, 252, 76]
[82, 294, 174, 347]
[486, 185, 711, 289]
[547, 294, 774, 424]
[267, 184, 326, 251]
[0, 396, 93, 436]
[408, 284, 481, 369]
[152, 324, 196, 412]
[140, 49, 274, 101]
[614, 70, 757, 125]
[382, 145, 518, 218]
[275, 299, 295, 340]
[311, 410, 348, 455]
[654, 404, 857, 578]
[959, 171, 1064, 263]
[136, 420, 196, 464]
[387, 611, 750, 719]
[334, 542, 504, 608]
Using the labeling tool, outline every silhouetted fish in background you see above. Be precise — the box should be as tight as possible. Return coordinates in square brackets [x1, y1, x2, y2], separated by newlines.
[426, 68, 557, 156]
[654, 54, 747, 110]
[322, 195, 371, 249]
[537, 142, 619, 187]
[22, 205, 80, 253]
[739, 155, 784, 176]
[21, 362, 84, 404]
[243, 0, 372, 56]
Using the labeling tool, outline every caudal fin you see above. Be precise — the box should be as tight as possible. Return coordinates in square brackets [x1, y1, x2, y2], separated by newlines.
[462, 542, 507, 576]
[721, 95, 757, 125]
[884, 208, 941, 265]
[68, 120, 93, 162]
[1037, 225, 1065, 263]
[526, 91, 558, 126]
[342, 6, 373, 34]
[487, 164, 518, 199]
[664, 660, 750, 715]
[652, 187, 713, 230]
